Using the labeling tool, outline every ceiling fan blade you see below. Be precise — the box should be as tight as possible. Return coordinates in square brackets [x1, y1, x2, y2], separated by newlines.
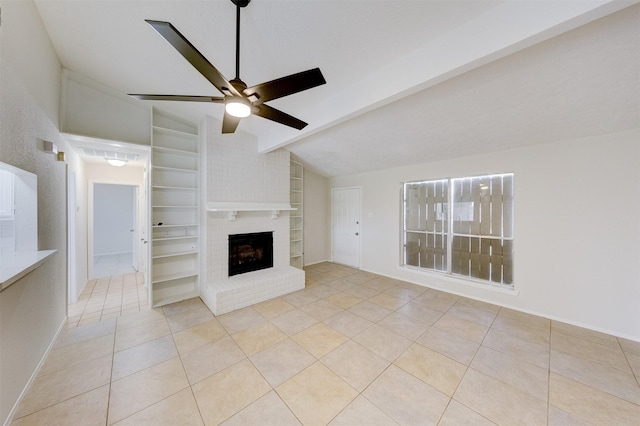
[222, 111, 242, 134]
[145, 20, 242, 98]
[129, 94, 225, 103]
[244, 68, 326, 104]
[253, 104, 308, 130]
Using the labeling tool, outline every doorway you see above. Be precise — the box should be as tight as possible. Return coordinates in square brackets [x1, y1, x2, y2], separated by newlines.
[91, 183, 138, 278]
[331, 187, 361, 268]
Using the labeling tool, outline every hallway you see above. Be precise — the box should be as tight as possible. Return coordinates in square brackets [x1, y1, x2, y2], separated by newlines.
[92, 253, 138, 279]
[67, 272, 147, 328]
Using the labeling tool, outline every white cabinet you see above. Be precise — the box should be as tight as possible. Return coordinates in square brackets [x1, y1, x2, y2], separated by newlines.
[150, 110, 200, 306]
[290, 159, 303, 269]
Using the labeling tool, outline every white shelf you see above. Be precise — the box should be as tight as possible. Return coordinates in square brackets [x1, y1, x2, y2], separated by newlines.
[152, 185, 197, 191]
[207, 202, 296, 221]
[152, 223, 198, 228]
[152, 270, 198, 284]
[153, 165, 197, 173]
[152, 125, 198, 139]
[153, 205, 198, 209]
[153, 145, 198, 156]
[152, 250, 199, 259]
[153, 235, 198, 242]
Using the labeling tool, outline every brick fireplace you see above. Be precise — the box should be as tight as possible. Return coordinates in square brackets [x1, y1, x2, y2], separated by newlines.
[200, 119, 304, 315]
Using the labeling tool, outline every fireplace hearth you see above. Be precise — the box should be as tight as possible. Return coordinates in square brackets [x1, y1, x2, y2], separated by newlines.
[228, 231, 274, 277]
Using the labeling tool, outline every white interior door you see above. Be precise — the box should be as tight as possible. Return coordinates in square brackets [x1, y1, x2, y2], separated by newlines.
[332, 187, 361, 268]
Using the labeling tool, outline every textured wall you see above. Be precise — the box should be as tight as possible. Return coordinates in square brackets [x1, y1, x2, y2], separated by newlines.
[0, 1, 69, 423]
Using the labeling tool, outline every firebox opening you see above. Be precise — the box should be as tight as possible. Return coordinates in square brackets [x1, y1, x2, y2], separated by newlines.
[228, 231, 274, 277]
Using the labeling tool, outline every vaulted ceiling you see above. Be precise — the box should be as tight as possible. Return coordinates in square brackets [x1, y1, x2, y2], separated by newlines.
[34, 0, 639, 177]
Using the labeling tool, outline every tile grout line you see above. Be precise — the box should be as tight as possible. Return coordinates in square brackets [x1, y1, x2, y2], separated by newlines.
[546, 316, 552, 425]
[616, 336, 640, 389]
[167, 308, 208, 426]
[105, 316, 117, 426]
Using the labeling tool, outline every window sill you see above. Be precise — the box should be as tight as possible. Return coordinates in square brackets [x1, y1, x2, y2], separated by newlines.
[400, 265, 519, 296]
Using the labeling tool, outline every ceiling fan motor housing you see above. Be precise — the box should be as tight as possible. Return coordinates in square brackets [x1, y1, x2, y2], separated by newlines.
[231, 0, 251, 7]
[230, 78, 248, 92]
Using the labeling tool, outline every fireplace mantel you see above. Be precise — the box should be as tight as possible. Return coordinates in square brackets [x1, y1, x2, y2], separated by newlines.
[207, 202, 296, 221]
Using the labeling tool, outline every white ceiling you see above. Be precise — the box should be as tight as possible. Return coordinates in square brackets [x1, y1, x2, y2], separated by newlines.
[34, 0, 639, 177]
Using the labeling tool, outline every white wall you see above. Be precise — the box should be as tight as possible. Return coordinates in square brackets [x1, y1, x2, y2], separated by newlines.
[70, 159, 88, 302]
[60, 70, 151, 145]
[0, 1, 81, 423]
[1, 1, 60, 126]
[329, 129, 640, 340]
[93, 184, 134, 255]
[85, 162, 145, 186]
[302, 167, 330, 265]
[206, 121, 291, 281]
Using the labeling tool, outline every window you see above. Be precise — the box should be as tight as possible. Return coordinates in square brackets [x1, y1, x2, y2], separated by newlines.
[403, 173, 514, 287]
[404, 179, 449, 272]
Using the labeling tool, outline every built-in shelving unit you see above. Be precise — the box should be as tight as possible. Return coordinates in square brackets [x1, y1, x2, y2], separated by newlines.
[150, 110, 200, 306]
[290, 159, 303, 269]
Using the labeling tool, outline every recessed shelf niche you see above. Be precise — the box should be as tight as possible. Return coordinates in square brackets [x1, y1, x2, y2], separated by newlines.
[0, 161, 57, 289]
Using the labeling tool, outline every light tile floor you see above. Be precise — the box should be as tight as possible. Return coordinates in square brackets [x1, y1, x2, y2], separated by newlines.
[93, 253, 137, 279]
[66, 272, 147, 328]
[12, 262, 640, 425]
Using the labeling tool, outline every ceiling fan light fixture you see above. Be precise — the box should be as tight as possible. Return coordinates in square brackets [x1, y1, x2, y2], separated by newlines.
[225, 98, 251, 118]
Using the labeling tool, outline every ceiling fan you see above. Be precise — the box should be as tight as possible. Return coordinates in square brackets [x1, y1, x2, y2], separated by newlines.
[130, 0, 326, 134]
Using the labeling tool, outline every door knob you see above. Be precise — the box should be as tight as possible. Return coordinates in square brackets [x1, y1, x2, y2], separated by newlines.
[355, 232, 359, 236]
